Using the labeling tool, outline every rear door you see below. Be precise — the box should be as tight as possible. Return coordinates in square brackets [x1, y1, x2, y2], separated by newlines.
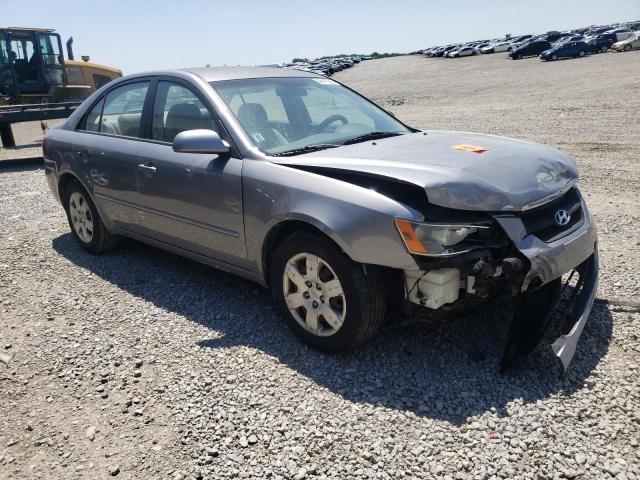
[133, 78, 246, 265]
[563, 42, 577, 57]
[72, 80, 152, 228]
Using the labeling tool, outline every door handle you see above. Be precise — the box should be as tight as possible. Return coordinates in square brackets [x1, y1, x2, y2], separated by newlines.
[137, 162, 157, 174]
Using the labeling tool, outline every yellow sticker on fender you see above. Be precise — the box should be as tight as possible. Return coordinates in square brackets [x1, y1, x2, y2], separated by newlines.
[453, 144, 489, 153]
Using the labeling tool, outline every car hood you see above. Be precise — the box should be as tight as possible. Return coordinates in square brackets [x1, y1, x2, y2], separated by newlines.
[270, 130, 578, 212]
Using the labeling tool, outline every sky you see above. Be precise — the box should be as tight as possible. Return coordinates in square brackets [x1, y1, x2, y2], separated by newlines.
[2, 0, 639, 74]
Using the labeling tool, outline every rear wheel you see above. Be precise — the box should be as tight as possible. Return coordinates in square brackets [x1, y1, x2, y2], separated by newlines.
[578, 50, 586, 57]
[600, 46, 608, 53]
[64, 181, 119, 254]
[270, 232, 386, 352]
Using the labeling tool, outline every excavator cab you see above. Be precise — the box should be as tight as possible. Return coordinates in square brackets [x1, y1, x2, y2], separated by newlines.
[0, 28, 67, 97]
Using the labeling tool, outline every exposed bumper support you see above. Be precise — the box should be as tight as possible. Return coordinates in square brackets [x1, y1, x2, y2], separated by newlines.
[550, 250, 599, 370]
[501, 251, 599, 372]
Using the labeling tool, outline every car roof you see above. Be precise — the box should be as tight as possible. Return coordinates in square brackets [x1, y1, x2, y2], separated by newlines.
[181, 66, 320, 82]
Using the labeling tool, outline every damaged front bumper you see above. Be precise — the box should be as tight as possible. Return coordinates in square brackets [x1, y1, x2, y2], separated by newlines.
[496, 190, 599, 371]
[404, 188, 599, 371]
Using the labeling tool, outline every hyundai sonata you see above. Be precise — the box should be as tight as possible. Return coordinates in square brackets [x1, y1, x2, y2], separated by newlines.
[43, 67, 598, 370]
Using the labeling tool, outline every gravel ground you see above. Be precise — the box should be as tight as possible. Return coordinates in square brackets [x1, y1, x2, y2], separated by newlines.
[2, 52, 639, 479]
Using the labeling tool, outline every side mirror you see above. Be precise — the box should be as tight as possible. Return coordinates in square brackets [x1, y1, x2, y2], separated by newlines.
[172, 129, 230, 154]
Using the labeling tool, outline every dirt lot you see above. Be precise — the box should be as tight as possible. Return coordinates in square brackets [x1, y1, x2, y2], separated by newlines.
[1, 52, 639, 479]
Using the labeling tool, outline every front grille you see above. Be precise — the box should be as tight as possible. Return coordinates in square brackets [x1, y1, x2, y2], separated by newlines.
[520, 187, 584, 242]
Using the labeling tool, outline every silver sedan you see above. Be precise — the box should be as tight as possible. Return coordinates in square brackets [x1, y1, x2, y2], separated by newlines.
[43, 67, 598, 370]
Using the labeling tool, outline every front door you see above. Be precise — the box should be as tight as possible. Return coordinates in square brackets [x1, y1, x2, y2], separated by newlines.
[133, 79, 246, 265]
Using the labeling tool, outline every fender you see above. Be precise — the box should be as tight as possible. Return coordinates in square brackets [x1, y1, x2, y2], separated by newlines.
[242, 159, 423, 281]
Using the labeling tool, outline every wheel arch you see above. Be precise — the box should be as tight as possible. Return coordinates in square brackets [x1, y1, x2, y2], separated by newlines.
[56, 171, 111, 229]
[261, 217, 350, 289]
[57, 171, 84, 203]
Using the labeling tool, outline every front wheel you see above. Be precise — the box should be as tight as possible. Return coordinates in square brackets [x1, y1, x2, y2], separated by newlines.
[551, 54, 558, 61]
[600, 46, 608, 53]
[578, 50, 586, 57]
[270, 232, 386, 352]
[624, 44, 632, 52]
[64, 181, 119, 254]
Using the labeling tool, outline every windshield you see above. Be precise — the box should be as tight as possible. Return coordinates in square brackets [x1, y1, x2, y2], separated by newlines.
[211, 77, 410, 155]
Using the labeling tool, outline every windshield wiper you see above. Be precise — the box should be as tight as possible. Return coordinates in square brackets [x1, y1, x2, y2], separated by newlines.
[340, 131, 402, 146]
[271, 144, 340, 156]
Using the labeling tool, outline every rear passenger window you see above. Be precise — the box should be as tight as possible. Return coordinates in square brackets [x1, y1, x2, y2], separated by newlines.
[84, 98, 104, 132]
[151, 81, 218, 143]
[99, 81, 149, 138]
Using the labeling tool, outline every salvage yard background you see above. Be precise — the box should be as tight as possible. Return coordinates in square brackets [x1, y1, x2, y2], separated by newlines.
[1, 52, 639, 479]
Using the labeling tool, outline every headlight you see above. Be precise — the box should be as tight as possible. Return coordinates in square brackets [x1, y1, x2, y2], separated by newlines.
[395, 219, 491, 256]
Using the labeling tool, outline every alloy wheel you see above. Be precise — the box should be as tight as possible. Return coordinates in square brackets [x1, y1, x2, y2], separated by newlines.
[282, 252, 347, 337]
[69, 191, 94, 243]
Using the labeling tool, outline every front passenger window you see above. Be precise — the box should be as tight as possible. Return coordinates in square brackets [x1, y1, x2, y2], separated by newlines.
[151, 81, 218, 143]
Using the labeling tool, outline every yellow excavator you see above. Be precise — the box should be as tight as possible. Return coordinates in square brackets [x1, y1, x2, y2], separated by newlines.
[0, 27, 122, 147]
[1, 26, 121, 104]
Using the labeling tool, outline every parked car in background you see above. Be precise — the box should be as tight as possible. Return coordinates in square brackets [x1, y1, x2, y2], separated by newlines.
[507, 35, 533, 51]
[544, 32, 571, 43]
[584, 26, 611, 37]
[443, 46, 460, 57]
[586, 35, 615, 53]
[449, 46, 478, 58]
[509, 40, 552, 59]
[605, 28, 634, 41]
[43, 66, 599, 371]
[612, 33, 640, 52]
[485, 41, 514, 53]
[554, 35, 584, 45]
[540, 41, 589, 60]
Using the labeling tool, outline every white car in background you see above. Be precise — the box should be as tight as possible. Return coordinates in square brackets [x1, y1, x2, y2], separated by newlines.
[605, 28, 634, 41]
[449, 46, 478, 58]
[481, 42, 512, 54]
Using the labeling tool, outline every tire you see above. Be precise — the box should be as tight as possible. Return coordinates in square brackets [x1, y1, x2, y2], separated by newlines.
[551, 54, 558, 61]
[64, 180, 119, 254]
[270, 232, 386, 352]
[517, 54, 523, 60]
[624, 44, 632, 52]
[600, 46, 608, 53]
[578, 50, 585, 57]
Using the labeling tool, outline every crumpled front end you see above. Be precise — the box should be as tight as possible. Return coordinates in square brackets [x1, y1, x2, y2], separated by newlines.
[402, 186, 598, 371]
